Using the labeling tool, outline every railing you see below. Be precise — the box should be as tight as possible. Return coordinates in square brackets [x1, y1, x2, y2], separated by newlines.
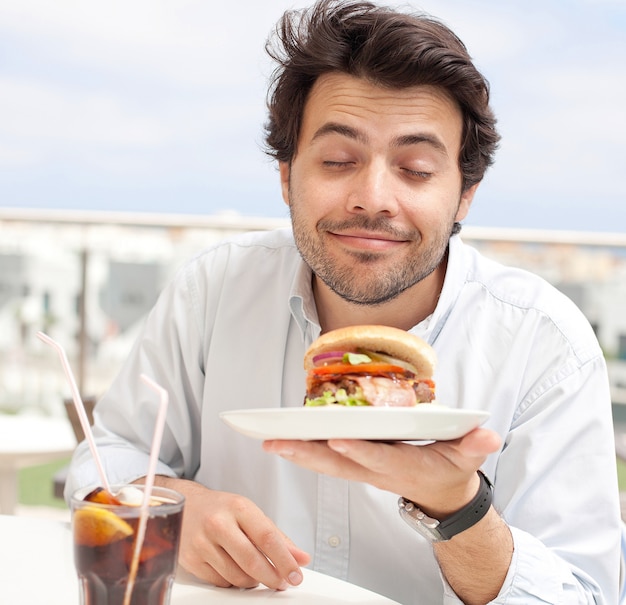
[1, 207, 625, 415]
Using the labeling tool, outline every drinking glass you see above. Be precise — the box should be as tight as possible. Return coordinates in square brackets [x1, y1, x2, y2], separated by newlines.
[71, 485, 184, 605]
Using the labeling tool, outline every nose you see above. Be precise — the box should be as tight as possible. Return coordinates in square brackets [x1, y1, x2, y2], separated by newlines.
[346, 161, 400, 216]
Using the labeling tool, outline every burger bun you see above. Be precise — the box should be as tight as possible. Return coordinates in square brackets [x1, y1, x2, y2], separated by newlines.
[304, 325, 436, 378]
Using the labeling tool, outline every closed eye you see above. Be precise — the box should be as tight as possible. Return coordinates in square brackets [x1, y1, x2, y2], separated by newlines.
[323, 161, 353, 167]
[403, 168, 432, 179]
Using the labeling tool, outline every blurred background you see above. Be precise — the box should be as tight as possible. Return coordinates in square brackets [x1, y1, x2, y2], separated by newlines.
[0, 0, 624, 515]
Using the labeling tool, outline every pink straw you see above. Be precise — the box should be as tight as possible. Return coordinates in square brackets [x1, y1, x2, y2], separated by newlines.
[123, 373, 169, 605]
[36, 331, 111, 493]
[137, 373, 169, 509]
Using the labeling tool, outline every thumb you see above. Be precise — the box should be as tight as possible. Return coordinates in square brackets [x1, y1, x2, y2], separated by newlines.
[457, 428, 501, 459]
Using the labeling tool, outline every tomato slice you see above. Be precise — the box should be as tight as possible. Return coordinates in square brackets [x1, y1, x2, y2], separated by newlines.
[311, 362, 407, 376]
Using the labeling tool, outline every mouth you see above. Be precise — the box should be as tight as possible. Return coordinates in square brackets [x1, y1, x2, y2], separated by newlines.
[328, 229, 410, 252]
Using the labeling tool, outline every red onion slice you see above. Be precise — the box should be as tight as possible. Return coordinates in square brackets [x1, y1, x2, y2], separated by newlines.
[312, 351, 346, 366]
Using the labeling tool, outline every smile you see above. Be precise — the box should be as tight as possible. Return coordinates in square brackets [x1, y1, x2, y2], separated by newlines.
[328, 230, 409, 252]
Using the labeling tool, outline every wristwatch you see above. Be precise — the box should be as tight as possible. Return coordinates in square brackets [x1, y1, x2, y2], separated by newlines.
[397, 470, 493, 542]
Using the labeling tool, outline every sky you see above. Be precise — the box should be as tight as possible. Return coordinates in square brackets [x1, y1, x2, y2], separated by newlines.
[0, 0, 624, 233]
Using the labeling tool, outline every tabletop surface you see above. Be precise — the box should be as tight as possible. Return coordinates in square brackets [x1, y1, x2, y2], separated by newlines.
[0, 414, 76, 457]
[0, 515, 401, 604]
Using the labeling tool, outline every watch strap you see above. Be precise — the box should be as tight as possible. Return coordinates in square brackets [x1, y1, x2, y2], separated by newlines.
[398, 470, 493, 541]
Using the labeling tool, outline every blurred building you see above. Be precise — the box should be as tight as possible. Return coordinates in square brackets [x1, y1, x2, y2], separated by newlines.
[0, 208, 625, 413]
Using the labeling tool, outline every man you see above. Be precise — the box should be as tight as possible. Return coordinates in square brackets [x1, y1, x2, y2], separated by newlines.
[66, 1, 621, 603]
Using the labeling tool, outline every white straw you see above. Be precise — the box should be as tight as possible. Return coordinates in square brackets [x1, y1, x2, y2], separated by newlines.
[138, 373, 169, 508]
[36, 331, 111, 493]
[123, 373, 169, 605]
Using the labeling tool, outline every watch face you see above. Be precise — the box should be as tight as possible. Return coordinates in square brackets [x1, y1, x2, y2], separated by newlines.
[398, 499, 445, 542]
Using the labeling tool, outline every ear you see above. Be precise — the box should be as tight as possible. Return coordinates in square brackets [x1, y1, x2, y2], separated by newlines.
[455, 182, 479, 222]
[279, 162, 291, 207]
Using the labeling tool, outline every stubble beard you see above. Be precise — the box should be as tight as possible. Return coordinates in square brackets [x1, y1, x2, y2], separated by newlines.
[289, 200, 456, 307]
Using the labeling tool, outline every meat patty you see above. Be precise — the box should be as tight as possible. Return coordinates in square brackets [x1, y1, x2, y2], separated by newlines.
[307, 375, 434, 406]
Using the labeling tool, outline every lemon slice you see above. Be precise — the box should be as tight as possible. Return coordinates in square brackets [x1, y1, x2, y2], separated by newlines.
[74, 506, 134, 547]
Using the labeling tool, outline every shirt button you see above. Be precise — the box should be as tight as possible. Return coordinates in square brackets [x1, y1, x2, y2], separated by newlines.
[328, 535, 341, 548]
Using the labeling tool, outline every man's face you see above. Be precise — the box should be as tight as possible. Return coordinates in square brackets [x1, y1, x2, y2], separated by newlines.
[280, 73, 477, 306]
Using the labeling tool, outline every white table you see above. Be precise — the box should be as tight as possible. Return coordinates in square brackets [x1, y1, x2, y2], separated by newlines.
[0, 414, 76, 513]
[0, 514, 401, 604]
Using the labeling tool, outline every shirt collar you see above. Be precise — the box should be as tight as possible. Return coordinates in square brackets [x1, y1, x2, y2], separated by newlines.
[288, 259, 321, 346]
[415, 234, 467, 346]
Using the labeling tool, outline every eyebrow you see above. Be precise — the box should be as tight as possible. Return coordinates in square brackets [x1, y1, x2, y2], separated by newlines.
[392, 133, 448, 156]
[311, 122, 366, 144]
[311, 122, 449, 156]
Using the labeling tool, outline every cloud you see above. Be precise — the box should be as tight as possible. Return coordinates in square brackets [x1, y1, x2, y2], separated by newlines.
[0, 143, 38, 167]
[449, 1, 626, 201]
[0, 77, 169, 146]
[0, 0, 623, 229]
[0, 0, 299, 89]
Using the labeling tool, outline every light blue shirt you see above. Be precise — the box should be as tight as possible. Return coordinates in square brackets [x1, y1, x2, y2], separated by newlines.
[66, 229, 621, 604]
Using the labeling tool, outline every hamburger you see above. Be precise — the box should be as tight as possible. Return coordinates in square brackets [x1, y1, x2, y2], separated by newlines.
[304, 325, 436, 407]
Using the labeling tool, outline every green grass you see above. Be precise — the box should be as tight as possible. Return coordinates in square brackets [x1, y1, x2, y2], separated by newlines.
[18, 457, 70, 510]
[618, 458, 626, 491]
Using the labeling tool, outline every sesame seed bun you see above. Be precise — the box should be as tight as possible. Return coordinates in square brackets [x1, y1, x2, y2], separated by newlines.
[304, 325, 436, 378]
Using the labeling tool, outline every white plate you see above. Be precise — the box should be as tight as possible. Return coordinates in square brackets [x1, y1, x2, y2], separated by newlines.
[220, 405, 489, 442]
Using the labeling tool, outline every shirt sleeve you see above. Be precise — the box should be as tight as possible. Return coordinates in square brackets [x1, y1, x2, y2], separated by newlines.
[64, 257, 207, 498]
[444, 354, 621, 604]
[442, 527, 617, 604]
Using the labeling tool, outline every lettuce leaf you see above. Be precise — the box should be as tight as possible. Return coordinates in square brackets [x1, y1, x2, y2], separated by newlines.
[304, 388, 370, 407]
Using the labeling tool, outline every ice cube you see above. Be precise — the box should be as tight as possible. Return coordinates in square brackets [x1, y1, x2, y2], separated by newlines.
[116, 485, 144, 506]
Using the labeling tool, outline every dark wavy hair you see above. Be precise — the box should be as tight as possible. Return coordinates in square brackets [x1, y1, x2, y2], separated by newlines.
[264, 0, 500, 192]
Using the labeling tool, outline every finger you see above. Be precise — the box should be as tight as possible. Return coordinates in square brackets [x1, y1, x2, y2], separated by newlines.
[263, 439, 365, 471]
[421, 428, 501, 478]
[198, 495, 306, 590]
[182, 501, 289, 589]
[241, 518, 308, 588]
[326, 438, 391, 473]
[263, 439, 371, 481]
[326, 439, 424, 490]
[182, 523, 303, 591]
[327, 428, 501, 468]
[188, 526, 294, 590]
[280, 529, 312, 567]
[263, 439, 325, 458]
[179, 541, 256, 589]
[219, 536, 290, 590]
[290, 544, 312, 567]
[324, 430, 501, 504]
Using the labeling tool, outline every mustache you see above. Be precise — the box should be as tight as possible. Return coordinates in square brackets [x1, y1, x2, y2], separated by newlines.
[316, 216, 417, 241]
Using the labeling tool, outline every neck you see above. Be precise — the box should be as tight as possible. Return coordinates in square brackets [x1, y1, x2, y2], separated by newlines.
[313, 256, 447, 334]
